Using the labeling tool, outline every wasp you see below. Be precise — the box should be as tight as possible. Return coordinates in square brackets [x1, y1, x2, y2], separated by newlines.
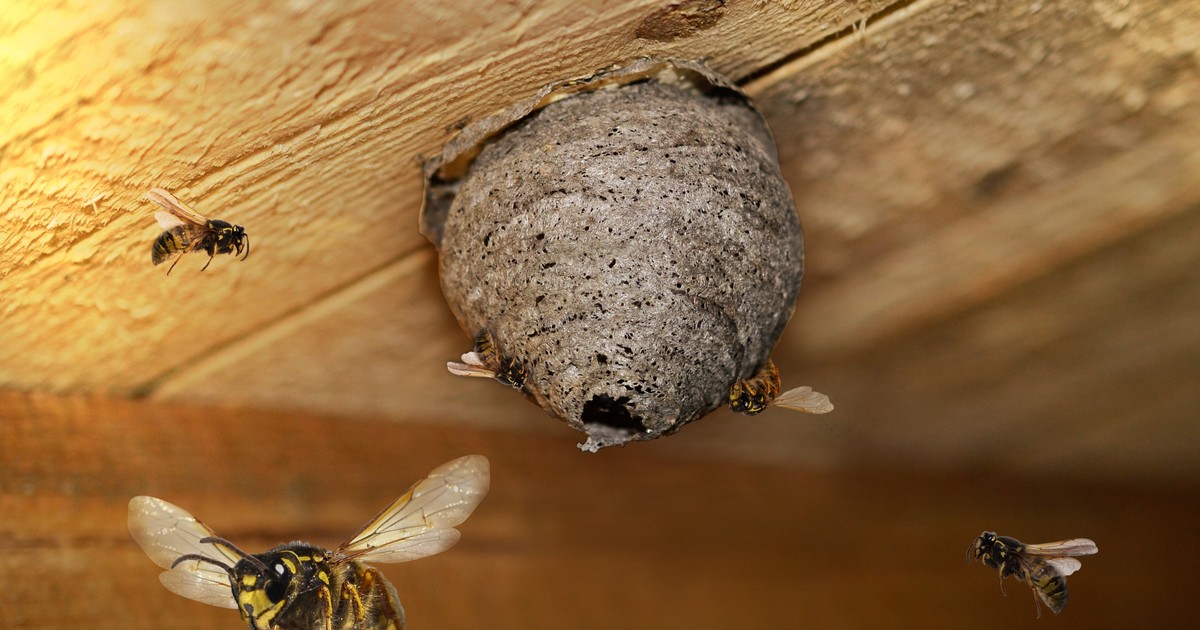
[728, 359, 833, 416]
[446, 329, 527, 389]
[970, 531, 1098, 616]
[129, 455, 490, 630]
[148, 187, 249, 274]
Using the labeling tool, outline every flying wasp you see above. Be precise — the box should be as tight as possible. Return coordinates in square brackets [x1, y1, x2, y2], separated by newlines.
[970, 531, 1098, 617]
[728, 359, 834, 416]
[446, 329, 527, 389]
[147, 187, 249, 274]
[129, 455, 490, 630]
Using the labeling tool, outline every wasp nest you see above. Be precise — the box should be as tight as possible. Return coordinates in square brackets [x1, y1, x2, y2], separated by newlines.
[422, 59, 805, 451]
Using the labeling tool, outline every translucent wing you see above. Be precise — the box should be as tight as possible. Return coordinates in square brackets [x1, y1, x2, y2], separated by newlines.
[154, 210, 187, 230]
[147, 188, 209, 225]
[1022, 538, 1098, 558]
[337, 455, 490, 564]
[158, 564, 241, 609]
[447, 352, 496, 378]
[1043, 557, 1084, 577]
[447, 364, 496, 378]
[127, 496, 239, 609]
[459, 351, 486, 366]
[773, 386, 834, 414]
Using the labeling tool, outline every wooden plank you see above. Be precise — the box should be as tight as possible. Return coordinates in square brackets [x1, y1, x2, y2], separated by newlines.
[1, 391, 1197, 628]
[144, 0, 1200, 483]
[150, 248, 551, 432]
[605, 203, 1200, 486]
[745, 0, 1200, 357]
[0, 0, 888, 393]
[802, 204, 1200, 479]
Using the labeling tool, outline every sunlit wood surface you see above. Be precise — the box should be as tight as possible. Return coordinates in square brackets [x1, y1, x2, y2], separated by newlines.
[2, 2, 1199, 627]
[2, 0, 1198, 481]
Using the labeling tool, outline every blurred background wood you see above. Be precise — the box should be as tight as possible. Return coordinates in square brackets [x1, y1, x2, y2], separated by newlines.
[2, 0, 1198, 627]
[2, 392, 1198, 628]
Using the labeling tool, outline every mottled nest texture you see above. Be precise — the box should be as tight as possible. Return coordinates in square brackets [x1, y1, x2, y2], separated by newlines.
[422, 59, 804, 450]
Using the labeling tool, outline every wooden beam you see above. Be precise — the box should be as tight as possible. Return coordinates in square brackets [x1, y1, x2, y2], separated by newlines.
[0, 0, 889, 393]
[743, 0, 1200, 357]
[1, 391, 1197, 628]
[149, 248, 549, 432]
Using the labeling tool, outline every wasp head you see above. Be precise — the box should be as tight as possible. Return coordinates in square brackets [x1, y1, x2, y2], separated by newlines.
[210, 219, 250, 260]
[495, 357, 527, 389]
[729, 384, 769, 415]
[230, 544, 326, 630]
[729, 361, 781, 416]
[971, 531, 1023, 575]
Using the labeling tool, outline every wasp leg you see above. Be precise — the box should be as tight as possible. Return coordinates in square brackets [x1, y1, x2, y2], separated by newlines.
[199, 244, 216, 272]
[361, 567, 407, 630]
[337, 579, 368, 627]
[316, 584, 334, 630]
[166, 251, 187, 275]
[164, 235, 207, 275]
[729, 359, 781, 415]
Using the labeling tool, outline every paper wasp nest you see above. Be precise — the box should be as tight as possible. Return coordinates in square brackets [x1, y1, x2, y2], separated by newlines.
[422, 59, 804, 451]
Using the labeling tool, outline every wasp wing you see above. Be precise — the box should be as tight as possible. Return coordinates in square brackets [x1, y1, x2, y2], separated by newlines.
[158, 565, 241, 609]
[1021, 538, 1098, 558]
[459, 351, 488, 367]
[147, 188, 209, 225]
[446, 363, 497, 378]
[336, 455, 490, 564]
[1042, 556, 1084, 577]
[447, 351, 497, 377]
[127, 496, 239, 610]
[773, 386, 834, 414]
[154, 210, 188, 231]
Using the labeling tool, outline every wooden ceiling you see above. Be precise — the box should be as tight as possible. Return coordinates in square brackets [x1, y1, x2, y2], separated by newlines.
[2, 1, 1198, 484]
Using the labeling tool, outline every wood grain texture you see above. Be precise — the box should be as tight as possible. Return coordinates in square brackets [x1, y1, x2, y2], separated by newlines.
[1, 392, 1197, 628]
[2, 0, 1199, 482]
[151, 248, 553, 432]
[135, 0, 1200, 482]
[0, 0, 890, 393]
[752, 0, 1200, 357]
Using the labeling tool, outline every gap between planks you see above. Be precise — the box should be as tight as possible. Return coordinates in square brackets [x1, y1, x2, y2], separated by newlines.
[741, 0, 932, 88]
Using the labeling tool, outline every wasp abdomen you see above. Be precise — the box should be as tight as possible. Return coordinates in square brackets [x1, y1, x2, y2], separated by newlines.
[151, 227, 201, 265]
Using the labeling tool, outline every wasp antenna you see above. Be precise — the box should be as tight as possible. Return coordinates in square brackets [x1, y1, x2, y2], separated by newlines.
[241, 235, 250, 260]
[171, 552, 235, 575]
[198, 535, 268, 572]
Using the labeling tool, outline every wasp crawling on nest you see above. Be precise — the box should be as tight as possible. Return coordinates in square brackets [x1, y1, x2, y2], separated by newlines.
[147, 188, 249, 274]
[970, 531, 1098, 616]
[728, 359, 833, 416]
[446, 329, 527, 390]
[129, 455, 489, 630]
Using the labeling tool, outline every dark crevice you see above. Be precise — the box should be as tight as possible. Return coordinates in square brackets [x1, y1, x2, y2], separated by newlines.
[581, 394, 644, 432]
[737, 0, 925, 86]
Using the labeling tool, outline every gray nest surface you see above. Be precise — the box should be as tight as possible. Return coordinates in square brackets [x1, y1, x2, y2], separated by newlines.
[423, 59, 804, 451]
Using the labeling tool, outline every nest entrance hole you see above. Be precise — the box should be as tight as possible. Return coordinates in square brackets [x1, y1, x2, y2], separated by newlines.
[581, 394, 644, 433]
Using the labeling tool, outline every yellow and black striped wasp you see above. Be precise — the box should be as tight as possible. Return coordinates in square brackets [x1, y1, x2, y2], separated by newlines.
[147, 187, 249, 274]
[446, 329, 527, 389]
[970, 531, 1098, 616]
[129, 455, 489, 630]
[728, 359, 833, 416]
